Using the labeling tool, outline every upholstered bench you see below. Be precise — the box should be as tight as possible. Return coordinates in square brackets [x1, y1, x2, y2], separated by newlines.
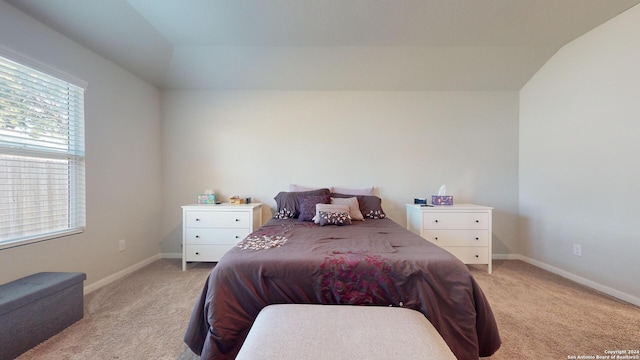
[0, 272, 86, 359]
[236, 304, 456, 360]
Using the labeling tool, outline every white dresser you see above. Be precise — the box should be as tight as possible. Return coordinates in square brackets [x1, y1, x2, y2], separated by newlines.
[406, 204, 493, 274]
[182, 203, 262, 271]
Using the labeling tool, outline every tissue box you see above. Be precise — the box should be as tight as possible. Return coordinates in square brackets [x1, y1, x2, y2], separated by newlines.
[197, 194, 218, 204]
[431, 195, 453, 205]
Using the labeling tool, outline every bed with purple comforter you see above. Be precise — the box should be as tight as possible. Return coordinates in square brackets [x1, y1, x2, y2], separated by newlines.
[184, 217, 501, 359]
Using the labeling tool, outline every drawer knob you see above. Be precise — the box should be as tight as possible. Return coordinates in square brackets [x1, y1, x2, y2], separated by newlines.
[475, 255, 479, 258]
[195, 235, 200, 238]
[434, 237, 438, 241]
[475, 220, 479, 223]
[195, 252, 200, 255]
[235, 235, 239, 239]
[195, 218, 201, 222]
[475, 237, 479, 240]
[235, 219, 240, 222]
[434, 220, 439, 223]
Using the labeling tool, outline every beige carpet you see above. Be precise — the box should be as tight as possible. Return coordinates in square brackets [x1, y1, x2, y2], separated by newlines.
[16, 259, 639, 360]
[470, 261, 639, 359]
[17, 259, 214, 360]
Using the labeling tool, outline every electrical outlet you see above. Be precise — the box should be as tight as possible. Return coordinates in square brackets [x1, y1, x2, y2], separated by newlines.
[572, 243, 582, 257]
[118, 239, 126, 252]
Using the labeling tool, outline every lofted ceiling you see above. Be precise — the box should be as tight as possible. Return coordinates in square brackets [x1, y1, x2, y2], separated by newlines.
[5, 0, 640, 90]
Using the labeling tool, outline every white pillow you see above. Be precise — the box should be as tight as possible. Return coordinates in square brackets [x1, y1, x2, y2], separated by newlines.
[332, 186, 374, 196]
[313, 204, 350, 224]
[331, 197, 364, 221]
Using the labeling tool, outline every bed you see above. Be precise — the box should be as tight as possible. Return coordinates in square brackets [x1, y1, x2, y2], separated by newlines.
[183, 189, 501, 359]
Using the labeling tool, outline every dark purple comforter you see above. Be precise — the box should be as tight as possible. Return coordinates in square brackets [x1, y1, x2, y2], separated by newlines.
[184, 218, 501, 359]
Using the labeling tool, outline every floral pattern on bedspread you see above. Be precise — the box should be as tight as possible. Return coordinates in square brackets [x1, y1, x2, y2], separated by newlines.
[237, 224, 292, 250]
[237, 235, 287, 250]
[319, 253, 401, 305]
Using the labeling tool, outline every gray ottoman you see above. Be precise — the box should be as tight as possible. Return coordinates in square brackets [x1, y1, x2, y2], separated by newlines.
[0, 272, 86, 359]
[236, 304, 456, 360]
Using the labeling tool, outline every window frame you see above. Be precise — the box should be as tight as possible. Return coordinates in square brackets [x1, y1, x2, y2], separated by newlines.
[0, 46, 87, 250]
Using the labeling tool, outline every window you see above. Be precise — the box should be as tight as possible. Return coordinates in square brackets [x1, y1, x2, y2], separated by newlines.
[0, 51, 86, 249]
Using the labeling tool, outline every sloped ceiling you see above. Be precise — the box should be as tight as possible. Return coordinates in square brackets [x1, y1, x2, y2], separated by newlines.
[5, 0, 640, 90]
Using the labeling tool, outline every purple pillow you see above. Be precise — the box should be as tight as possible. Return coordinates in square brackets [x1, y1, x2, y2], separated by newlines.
[297, 195, 331, 222]
[273, 188, 331, 219]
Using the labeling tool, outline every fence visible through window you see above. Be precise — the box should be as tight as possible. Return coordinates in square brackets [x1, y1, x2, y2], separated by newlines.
[0, 51, 86, 248]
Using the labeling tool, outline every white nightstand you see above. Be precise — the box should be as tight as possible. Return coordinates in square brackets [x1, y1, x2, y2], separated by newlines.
[182, 203, 262, 271]
[406, 203, 493, 274]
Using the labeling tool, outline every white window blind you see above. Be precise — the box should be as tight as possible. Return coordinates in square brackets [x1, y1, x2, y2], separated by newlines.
[0, 54, 86, 249]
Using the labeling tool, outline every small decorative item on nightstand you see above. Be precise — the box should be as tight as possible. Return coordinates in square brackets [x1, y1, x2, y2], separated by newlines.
[229, 196, 244, 204]
[197, 189, 219, 204]
[432, 184, 453, 205]
[432, 195, 453, 205]
[197, 194, 218, 204]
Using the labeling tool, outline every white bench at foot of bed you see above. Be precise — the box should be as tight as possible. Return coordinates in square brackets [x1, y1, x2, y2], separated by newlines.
[236, 304, 456, 360]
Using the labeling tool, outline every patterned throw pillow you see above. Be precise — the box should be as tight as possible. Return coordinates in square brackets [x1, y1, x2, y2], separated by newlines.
[297, 195, 331, 222]
[317, 210, 352, 226]
[314, 204, 350, 224]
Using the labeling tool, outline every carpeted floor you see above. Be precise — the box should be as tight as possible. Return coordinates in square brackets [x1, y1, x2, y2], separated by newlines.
[470, 261, 639, 359]
[17, 259, 214, 360]
[16, 259, 639, 360]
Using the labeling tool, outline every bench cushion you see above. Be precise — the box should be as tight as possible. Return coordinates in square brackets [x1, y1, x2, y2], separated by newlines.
[0, 272, 86, 359]
[236, 304, 456, 360]
[0, 272, 86, 315]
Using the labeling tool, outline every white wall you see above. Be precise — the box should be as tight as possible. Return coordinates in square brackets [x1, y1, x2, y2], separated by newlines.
[520, 4, 640, 301]
[0, 2, 163, 287]
[160, 90, 520, 256]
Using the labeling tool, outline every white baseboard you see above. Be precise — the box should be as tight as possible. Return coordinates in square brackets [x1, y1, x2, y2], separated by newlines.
[493, 253, 640, 307]
[493, 253, 520, 260]
[83, 254, 161, 294]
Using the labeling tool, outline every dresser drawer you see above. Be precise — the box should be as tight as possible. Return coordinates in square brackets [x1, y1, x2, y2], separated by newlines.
[407, 203, 493, 274]
[443, 246, 489, 264]
[186, 211, 251, 228]
[423, 229, 489, 247]
[185, 244, 235, 262]
[422, 212, 489, 230]
[182, 203, 263, 270]
[185, 228, 251, 245]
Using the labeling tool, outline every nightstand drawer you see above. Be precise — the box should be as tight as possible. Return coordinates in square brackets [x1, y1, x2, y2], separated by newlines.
[186, 211, 251, 228]
[422, 212, 489, 230]
[185, 228, 250, 245]
[423, 230, 489, 246]
[185, 244, 234, 262]
[443, 246, 489, 264]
